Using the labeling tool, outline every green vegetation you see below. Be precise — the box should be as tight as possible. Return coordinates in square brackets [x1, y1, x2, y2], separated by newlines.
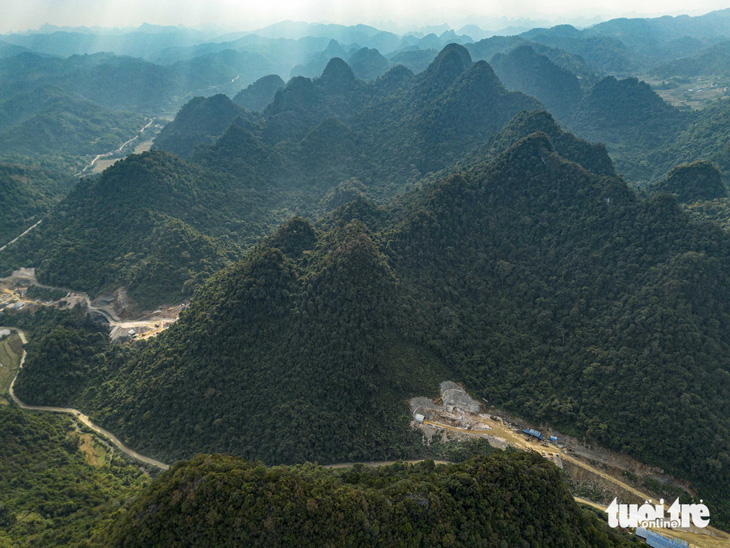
[153, 94, 249, 157]
[232, 74, 285, 111]
[0, 163, 74, 243]
[25, 285, 68, 302]
[348, 47, 391, 81]
[0, 331, 23, 402]
[106, 452, 633, 547]
[567, 76, 691, 182]
[15, 133, 730, 527]
[0, 88, 146, 158]
[684, 198, 730, 232]
[652, 41, 730, 79]
[0, 52, 198, 113]
[2, 46, 544, 309]
[0, 406, 149, 547]
[490, 45, 582, 121]
[0, 151, 273, 308]
[651, 160, 726, 203]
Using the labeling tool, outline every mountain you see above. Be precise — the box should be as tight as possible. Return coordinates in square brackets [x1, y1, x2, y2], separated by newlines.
[0, 26, 218, 60]
[261, 57, 369, 143]
[16, 133, 730, 527]
[588, 9, 730, 65]
[105, 453, 632, 547]
[0, 40, 30, 58]
[467, 36, 597, 83]
[567, 76, 691, 181]
[519, 25, 639, 74]
[232, 74, 285, 111]
[355, 45, 541, 174]
[289, 39, 351, 79]
[347, 47, 391, 81]
[0, 152, 270, 308]
[169, 49, 275, 90]
[0, 52, 206, 113]
[651, 160, 726, 203]
[671, 98, 730, 182]
[458, 24, 494, 40]
[153, 94, 248, 157]
[652, 40, 730, 78]
[0, 87, 146, 158]
[4, 47, 545, 307]
[0, 163, 73, 243]
[490, 44, 583, 120]
[459, 110, 616, 178]
[388, 48, 438, 74]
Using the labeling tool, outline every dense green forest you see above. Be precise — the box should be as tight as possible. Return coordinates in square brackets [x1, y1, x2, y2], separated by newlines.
[7, 45, 730, 310]
[14, 134, 730, 528]
[0, 87, 145, 158]
[0, 151, 272, 307]
[106, 452, 634, 547]
[4, 14, 730, 542]
[651, 40, 730, 79]
[232, 74, 285, 111]
[490, 45, 582, 121]
[0, 406, 148, 547]
[650, 160, 726, 203]
[0, 163, 74, 243]
[1, 46, 543, 308]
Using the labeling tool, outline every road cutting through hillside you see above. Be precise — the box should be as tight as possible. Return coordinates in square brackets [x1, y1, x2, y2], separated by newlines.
[422, 417, 730, 547]
[0, 220, 43, 252]
[5, 327, 169, 471]
[2, 318, 729, 545]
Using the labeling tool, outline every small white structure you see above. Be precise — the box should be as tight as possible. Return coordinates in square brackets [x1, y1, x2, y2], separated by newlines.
[414, 413, 425, 424]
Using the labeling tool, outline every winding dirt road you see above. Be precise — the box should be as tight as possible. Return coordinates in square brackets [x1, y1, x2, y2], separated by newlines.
[5, 327, 168, 470]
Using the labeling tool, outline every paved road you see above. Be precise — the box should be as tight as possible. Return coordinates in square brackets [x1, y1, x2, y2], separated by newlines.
[5, 327, 169, 470]
[0, 220, 43, 252]
[75, 118, 155, 176]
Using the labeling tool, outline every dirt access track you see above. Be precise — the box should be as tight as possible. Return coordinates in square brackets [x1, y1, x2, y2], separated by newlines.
[0, 268, 181, 341]
[5, 327, 169, 471]
[411, 384, 730, 548]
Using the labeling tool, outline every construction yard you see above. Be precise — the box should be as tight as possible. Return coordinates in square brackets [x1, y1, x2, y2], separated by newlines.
[411, 381, 730, 548]
[0, 269, 181, 343]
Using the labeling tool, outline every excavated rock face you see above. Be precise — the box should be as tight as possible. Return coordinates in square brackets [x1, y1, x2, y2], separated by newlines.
[440, 381, 481, 413]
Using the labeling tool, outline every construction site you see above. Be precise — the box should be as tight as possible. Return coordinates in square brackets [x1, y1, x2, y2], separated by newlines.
[411, 381, 730, 548]
[0, 268, 180, 343]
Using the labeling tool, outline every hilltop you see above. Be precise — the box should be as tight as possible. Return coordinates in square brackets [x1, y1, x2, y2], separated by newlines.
[2, 46, 543, 307]
[105, 453, 632, 547]
[16, 133, 730, 526]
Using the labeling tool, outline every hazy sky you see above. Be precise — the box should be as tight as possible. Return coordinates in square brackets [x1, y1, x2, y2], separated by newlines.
[1, 0, 729, 34]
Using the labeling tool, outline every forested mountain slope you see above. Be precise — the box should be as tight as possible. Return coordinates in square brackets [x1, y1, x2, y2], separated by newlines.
[566, 76, 692, 181]
[490, 45, 582, 121]
[0, 406, 148, 547]
[651, 160, 726, 203]
[153, 94, 250, 157]
[232, 74, 285, 111]
[0, 152, 269, 307]
[652, 40, 730, 78]
[0, 52, 201, 113]
[16, 133, 730, 526]
[105, 453, 632, 547]
[0, 46, 546, 308]
[0, 164, 74, 243]
[0, 88, 145, 158]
